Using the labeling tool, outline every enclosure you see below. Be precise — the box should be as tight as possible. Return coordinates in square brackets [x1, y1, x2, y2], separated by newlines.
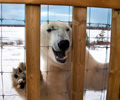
[0, 0, 120, 100]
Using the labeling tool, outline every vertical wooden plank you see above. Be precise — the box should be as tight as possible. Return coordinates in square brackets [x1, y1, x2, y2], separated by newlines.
[71, 7, 87, 100]
[106, 9, 120, 100]
[25, 4, 41, 100]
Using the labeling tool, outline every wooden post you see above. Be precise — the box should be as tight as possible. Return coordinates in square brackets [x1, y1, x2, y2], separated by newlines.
[25, 4, 41, 100]
[71, 7, 87, 100]
[106, 9, 120, 100]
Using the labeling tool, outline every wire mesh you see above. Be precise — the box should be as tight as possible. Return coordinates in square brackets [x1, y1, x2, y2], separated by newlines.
[40, 5, 72, 100]
[84, 7, 111, 100]
[0, 4, 25, 100]
[0, 4, 111, 100]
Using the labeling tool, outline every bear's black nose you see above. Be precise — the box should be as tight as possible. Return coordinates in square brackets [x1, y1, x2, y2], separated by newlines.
[58, 40, 69, 51]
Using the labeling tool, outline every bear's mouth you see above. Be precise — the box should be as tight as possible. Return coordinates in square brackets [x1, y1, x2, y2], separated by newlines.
[52, 48, 67, 63]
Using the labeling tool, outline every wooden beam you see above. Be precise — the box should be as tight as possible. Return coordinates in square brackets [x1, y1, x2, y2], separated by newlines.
[106, 9, 120, 100]
[0, 0, 120, 9]
[71, 7, 87, 100]
[26, 4, 41, 100]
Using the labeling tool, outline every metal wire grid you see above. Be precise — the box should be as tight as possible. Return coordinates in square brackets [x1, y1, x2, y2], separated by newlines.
[0, 4, 72, 100]
[84, 8, 111, 100]
[0, 4, 111, 100]
[0, 4, 25, 100]
[41, 5, 72, 100]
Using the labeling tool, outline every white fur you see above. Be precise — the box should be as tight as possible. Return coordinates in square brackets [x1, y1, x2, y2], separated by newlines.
[40, 21, 109, 100]
[13, 21, 109, 100]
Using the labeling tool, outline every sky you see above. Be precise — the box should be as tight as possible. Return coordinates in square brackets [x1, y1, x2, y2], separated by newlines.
[0, 4, 112, 25]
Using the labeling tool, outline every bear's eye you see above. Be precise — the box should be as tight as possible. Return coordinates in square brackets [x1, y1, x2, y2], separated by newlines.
[52, 26, 54, 29]
[66, 28, 70, 32]
[14, 74, 18, 79]
[47, 28, 52, 32]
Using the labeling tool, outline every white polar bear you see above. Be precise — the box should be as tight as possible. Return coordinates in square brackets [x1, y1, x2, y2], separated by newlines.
[12, 21, 109, 100]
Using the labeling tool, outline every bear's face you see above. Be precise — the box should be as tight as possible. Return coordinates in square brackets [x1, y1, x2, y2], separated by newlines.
[41, 21, 72, 64]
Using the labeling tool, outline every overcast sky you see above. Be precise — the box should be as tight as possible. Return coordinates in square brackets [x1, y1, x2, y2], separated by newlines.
[0, 4, 112, 25]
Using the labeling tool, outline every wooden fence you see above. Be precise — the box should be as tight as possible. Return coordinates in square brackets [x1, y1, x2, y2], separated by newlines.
[0, 0, 120, 100]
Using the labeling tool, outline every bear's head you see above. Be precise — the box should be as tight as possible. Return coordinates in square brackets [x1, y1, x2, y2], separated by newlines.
[41, 21, 72, 64]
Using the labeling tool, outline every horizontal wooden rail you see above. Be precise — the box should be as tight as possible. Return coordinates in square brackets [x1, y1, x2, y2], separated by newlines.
[0, 0, 120, 9]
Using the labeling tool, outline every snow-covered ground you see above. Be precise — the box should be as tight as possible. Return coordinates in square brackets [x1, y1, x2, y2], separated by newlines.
[0, 27, 110, 100]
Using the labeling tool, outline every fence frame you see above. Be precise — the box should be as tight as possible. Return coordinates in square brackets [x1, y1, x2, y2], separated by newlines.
[0, 0, 120, 100]
[0, 0, 120, 9]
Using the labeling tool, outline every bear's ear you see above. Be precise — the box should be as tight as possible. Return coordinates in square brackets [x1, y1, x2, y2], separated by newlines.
[69, 22, 72, 28]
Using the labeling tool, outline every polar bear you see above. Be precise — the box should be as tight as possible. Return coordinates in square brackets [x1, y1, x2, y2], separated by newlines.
[12, 21, 109, 100]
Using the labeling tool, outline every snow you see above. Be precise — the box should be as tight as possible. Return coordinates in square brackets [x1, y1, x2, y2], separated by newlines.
[0, 27, 110, 100]
[0, 27, 25, 100]
[86, 30, 111, 43]
[84, 90, 107, 100]
[89, 48, 110, 63]
[0, 47, 24, 100]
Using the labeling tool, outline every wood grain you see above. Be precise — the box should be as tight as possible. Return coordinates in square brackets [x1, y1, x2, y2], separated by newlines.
[106, 9, 120, 100]
[25, 4, 41, 100]
[0, 0, 120, 9]
[71, 7, 87, 100]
